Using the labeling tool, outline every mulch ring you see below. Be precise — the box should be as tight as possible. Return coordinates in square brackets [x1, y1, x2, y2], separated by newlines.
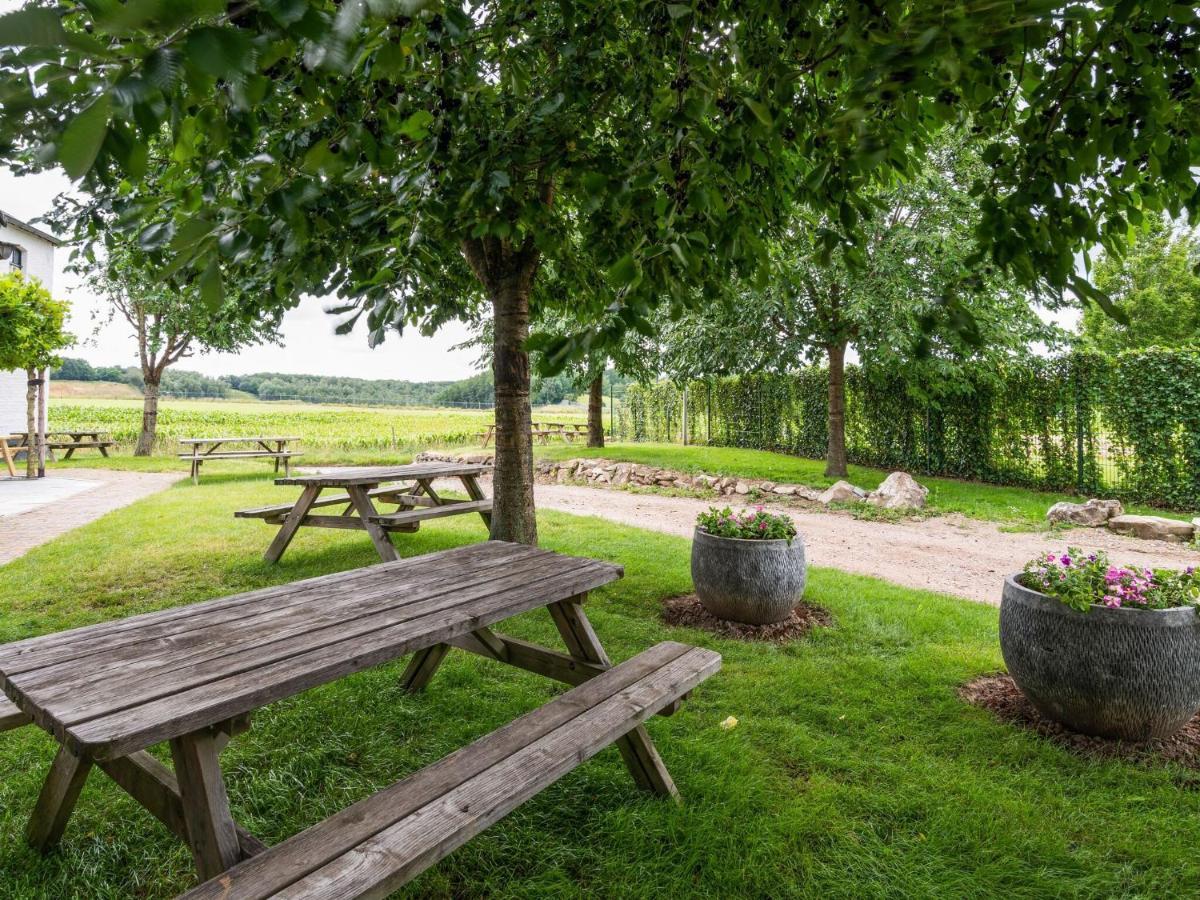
[961, 674, 1200, 770]
[661, 594, 833, 643]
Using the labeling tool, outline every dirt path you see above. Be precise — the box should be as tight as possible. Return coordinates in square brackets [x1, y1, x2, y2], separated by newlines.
[531, 483, 1200, 606]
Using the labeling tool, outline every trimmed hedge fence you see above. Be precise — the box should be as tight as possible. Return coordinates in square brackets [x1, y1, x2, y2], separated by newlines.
[617, 349, 1200, 510]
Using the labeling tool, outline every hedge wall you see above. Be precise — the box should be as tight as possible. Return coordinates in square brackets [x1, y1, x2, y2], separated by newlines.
[618, 349, 1200, 510]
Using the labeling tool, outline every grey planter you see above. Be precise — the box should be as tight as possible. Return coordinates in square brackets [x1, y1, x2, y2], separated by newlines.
[690, 527, 807, 625]
[999, 574, 1200, 740]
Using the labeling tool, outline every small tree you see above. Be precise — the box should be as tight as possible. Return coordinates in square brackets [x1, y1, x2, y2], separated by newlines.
[1080, 216, 1200, 354]
[86, 249, 282, 455]
[0, 273, 72, 476]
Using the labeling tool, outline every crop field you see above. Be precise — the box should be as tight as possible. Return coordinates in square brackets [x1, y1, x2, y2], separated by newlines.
[50, 397, 587, 452]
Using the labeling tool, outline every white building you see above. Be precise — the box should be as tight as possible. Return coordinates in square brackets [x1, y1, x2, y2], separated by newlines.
[0, 210, 63, 437]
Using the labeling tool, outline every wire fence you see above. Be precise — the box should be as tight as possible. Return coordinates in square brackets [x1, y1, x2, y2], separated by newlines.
[614, 351, 1200, 510]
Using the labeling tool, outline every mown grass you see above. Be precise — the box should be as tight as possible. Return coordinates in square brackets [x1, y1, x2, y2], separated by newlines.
[1, 476, 1198, 897]
[536, 442, 1192, 527]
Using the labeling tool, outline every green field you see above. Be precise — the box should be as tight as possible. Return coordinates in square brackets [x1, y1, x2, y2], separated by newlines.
[50, 397, 586, 454]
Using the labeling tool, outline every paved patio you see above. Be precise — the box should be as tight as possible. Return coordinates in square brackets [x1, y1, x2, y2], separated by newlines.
[0, 469, 184, 565]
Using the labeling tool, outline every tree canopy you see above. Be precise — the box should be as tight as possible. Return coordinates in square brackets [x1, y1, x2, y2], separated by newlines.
[1, 0, 1196, 539]
[0, 272, 72, 373]
[1079, 216, 1200, 354]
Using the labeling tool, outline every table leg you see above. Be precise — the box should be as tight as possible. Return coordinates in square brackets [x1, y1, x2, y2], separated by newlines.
[264, 485, 321, 563]
[170, 730, 241, 881]
[548, 596, 679, 799]
[399, 643, 451, 693]
[27, 745, 93, 851]
[1, 440, 15, 477]
[99, 443, 109, 457]
[459, 474, 493, 528]
[63, 447, 75, 460]
[346, 484, 399, 562]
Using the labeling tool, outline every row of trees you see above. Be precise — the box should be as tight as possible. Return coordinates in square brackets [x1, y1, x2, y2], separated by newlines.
[2, 1, 1196, 542]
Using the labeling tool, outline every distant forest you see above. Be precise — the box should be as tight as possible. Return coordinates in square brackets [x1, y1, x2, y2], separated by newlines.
[52, 358, 634, 406]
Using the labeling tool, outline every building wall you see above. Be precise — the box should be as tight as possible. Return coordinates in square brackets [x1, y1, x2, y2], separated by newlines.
[1, 219, 58, 437]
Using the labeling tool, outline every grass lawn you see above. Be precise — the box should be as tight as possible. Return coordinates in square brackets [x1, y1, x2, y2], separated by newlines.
[536, 442, 1192, 527]
[1, 475, 1198, 897]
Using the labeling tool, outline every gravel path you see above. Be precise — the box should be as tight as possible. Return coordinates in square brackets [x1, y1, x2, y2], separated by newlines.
[531, 483, 1200, 606]
[0, 469, 184, 565]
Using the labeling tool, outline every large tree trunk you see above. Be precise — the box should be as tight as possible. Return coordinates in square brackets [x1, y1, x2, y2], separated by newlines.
[587, 374, 604, 448]
[25, 368, 38, 478]
[825, 341, 848, 478]
[490, 273, 538, 544]
[136, 376, 161, 456]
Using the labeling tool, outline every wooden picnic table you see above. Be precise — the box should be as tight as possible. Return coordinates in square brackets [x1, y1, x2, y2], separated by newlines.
[0, 542, 720, 893]
[0, 435, 19, 477]
[237, 462, 493, 563]
[179, 436, 301, 484]
[479, 421, 589, 447]
[9, 430, 115, 460]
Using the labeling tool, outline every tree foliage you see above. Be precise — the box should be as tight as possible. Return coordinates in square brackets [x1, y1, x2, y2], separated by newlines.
[1079, 216, 1200, 354]
[0, 272, 71, 372]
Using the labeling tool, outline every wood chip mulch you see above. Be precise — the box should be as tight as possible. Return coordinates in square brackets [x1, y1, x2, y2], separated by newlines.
[661, 594, 832, 643]
[961, 673, 1200, 771]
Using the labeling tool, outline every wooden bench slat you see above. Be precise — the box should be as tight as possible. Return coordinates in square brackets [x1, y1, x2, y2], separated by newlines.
[61, 558, 619, 759]
[178, 451, 304, 460]
[179, 642, 720, 900]
[0, 542, 524, 676]
[29, 553, 594, 724]
[234, 488, 433, 520]
[365, 500, 493, 527]
[0, 696, 31, 732]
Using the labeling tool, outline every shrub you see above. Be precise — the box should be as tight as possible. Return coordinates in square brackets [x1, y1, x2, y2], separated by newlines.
[696, 505, 797, 542]
[1019, 548, 1199, 612]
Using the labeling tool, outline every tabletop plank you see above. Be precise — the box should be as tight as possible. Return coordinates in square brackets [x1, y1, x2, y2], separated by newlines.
[274, 463, 491, 487]
[0, 543, 622, 760]
[179, 437, 300, 445]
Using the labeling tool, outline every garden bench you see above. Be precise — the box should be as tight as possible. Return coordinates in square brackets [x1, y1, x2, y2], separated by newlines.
[178, 437, 301, 484]
[241, 462, 493, 563]
[7, 431, 116, 462]
[179, 640, 718, 899]
[0, 541, 719, 892]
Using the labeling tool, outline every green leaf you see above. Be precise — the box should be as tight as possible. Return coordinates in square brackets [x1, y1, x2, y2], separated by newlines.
[0, 8, 66, 47]
[198, 257, 224, 311]
[58, 96, 112, 179]
[184, 26, 254, 79]
[397, 109, 434, 140]
[667, 4, 692, 19]
[607, 253, 639, 289]
[744, 97, 773, 127]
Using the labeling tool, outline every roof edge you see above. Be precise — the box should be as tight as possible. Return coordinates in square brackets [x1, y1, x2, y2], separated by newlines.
[0, 210, 64, 247]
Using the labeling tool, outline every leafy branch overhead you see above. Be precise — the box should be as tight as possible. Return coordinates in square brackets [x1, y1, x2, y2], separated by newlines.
[0, 1, 1195, 360]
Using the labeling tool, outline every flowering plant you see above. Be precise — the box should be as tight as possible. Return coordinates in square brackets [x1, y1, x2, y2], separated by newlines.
[696, 506, 797, 542]
[1020, 547, 1200, 612]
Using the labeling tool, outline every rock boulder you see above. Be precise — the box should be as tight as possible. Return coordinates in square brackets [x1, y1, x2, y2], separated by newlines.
[818, 480, 867, 505]
[1107, 514, 1195, 544]
[1046, 498, 1123, 527]
[865, 472, 928, 510]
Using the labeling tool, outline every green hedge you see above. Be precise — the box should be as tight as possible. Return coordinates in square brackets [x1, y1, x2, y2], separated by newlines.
[619, 349, 1200, 510]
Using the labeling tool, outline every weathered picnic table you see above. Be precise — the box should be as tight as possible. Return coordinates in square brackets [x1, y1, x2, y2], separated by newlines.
[0, 541, 720, 896]
[479, 421, 589, 447]
[180, 436, 301, 484]
[9, 430, 115, 460]
[237, 462, 493, 563]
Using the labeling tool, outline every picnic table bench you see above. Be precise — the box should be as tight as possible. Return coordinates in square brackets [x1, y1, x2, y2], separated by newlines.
[237, 462, 493, 563]
[8, 430, 115, 460]
[478, 421, 589, 447]
[179, 437, 301, 484]
[0, 541, 720, 896]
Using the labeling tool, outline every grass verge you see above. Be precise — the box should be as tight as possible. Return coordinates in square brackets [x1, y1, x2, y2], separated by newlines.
[0, 477, 1197, 896]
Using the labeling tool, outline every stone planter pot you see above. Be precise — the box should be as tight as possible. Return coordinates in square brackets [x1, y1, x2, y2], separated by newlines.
[999, 574, 1200, 740]
[690, 527, 807, 625]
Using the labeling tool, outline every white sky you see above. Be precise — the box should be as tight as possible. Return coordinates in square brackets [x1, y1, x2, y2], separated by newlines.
[0, 169, 481, 380]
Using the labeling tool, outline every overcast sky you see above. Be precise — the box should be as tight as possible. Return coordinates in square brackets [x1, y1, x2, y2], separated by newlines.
[0, 168, 481, 381]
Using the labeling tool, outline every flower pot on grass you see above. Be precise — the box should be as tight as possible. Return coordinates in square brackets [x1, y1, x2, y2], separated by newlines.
[690, 506, 806, 625]
[1000, 550, 1200, 740]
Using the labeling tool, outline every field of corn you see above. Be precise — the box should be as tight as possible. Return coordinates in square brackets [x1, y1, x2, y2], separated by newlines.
[50, 398, 589, 452]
